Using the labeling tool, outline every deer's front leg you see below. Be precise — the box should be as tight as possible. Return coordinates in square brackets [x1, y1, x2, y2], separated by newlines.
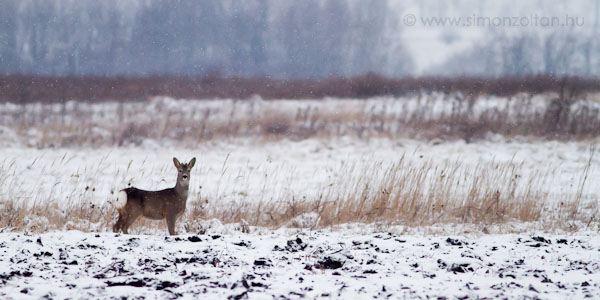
[166, 214, 177, 236]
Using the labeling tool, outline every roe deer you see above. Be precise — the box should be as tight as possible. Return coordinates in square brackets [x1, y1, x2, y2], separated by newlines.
[113, 157, 196, 235]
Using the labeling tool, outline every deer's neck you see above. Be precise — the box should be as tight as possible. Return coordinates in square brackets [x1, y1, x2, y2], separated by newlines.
[174, 182, 189, 200]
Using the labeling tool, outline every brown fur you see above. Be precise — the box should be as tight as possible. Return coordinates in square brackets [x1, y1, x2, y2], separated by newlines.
[113, 157, 196, 235]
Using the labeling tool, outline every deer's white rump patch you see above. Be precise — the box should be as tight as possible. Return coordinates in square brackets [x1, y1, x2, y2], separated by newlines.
[115, 190, 127, 209]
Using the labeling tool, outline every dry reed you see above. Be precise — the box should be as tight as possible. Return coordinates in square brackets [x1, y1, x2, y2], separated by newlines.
[1, 93, 600, 148]
[1, 153, 596, 234]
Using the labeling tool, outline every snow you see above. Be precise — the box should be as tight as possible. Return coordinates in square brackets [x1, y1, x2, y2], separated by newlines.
[0, 229, 599, 299]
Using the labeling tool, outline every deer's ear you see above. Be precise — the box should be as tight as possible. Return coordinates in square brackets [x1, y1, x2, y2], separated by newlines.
[173, 157, 181, 168]
[188, 157, 196, 169]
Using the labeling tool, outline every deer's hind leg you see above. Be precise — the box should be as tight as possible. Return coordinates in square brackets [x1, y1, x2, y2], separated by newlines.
[122, 208, 142, 234]
[113, 211, 125, 233]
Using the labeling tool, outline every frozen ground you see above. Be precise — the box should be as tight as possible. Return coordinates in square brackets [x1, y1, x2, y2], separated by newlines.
[0, 229, 599, 299]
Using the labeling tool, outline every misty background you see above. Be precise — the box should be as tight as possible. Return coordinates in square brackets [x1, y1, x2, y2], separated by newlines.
[0, 0, 598, 78]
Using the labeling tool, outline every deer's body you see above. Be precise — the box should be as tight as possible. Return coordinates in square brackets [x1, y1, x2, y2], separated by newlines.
[113, 157, 196, 235]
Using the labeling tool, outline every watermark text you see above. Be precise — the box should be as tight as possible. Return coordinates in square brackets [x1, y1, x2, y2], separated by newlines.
[403, 14, 584, 28]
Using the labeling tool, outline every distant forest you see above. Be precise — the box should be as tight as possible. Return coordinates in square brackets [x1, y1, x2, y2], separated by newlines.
[0, 0, 598, 78]
[0, 0, 411, 78]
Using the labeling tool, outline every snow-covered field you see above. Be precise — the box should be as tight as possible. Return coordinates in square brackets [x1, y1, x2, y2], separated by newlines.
[1, 229, 599, 299]
[1, 138, 599, 299]
[2, 97, 600, 299]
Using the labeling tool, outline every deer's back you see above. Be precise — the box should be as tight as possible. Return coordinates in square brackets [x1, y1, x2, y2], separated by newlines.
[123, 187, 185, 220]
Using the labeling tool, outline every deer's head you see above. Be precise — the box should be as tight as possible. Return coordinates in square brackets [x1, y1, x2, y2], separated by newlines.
[173, 157, 196, 187]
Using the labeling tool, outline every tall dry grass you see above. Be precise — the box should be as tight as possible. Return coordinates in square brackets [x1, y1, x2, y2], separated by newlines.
[1, 151, 596, 234]
[1, 92, 600, 148]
